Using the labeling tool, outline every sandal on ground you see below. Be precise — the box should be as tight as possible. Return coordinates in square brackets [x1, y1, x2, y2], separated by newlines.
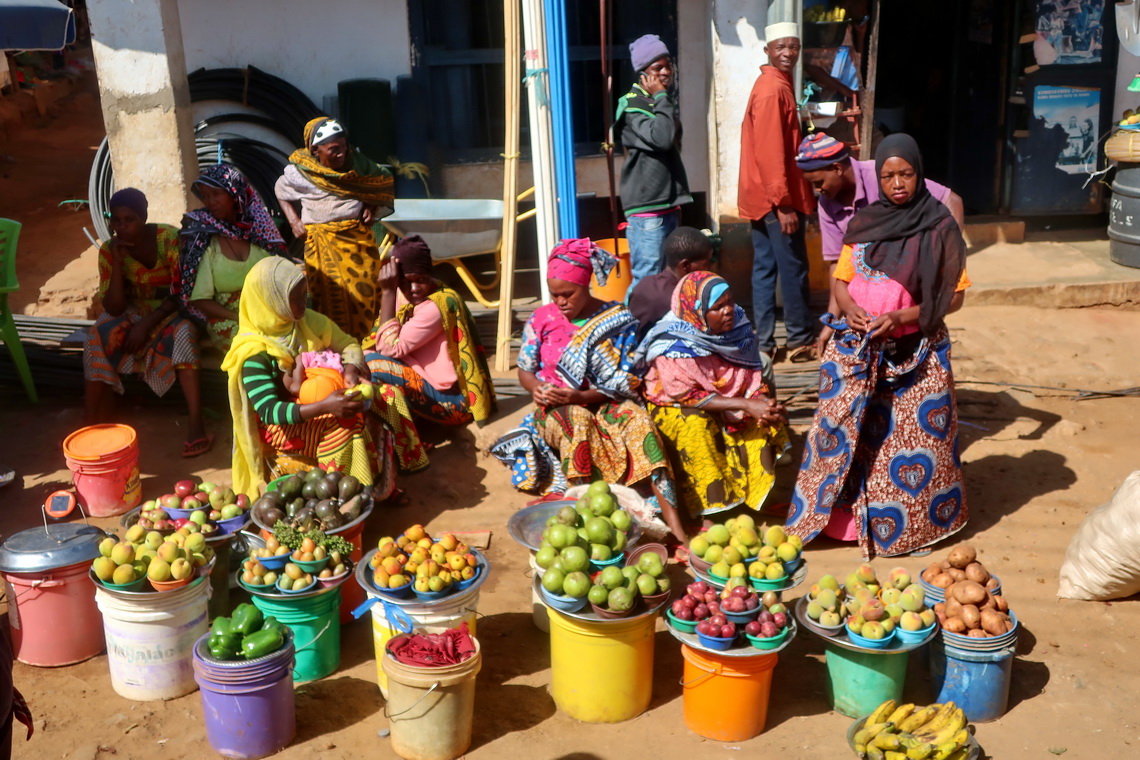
[381, 487, 412, 507]
[182, 434, 214, 459]
[786, 344, 818, 363]
[672, 545, 690, 566]
[909, 547, 933, 557]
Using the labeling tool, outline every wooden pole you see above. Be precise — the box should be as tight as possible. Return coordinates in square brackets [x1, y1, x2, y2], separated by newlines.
[496, 0, 522, 372]
[859, 0, 880, 160]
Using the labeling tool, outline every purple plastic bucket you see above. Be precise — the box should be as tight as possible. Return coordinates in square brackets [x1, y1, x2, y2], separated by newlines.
[192, 633, 296, 759]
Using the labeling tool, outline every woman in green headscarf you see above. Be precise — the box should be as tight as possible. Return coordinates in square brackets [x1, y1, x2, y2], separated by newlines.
[275, 116, 395, 341]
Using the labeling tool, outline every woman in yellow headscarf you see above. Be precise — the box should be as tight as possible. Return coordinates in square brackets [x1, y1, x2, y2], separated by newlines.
[222, 257, 392, 497]
[274, 116, 395, 341]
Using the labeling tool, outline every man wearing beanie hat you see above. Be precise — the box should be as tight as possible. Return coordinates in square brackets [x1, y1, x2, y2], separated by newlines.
[795, 131, 963, 351]
[738, 21, 816, 362]
[616, 33, 693, 293]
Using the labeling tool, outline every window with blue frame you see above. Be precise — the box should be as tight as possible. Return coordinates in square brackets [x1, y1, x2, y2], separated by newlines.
[407, 0, 677, 161]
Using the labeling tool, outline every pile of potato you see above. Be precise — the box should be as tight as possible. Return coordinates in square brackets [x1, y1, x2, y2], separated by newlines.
[922, 544, 1014, 637]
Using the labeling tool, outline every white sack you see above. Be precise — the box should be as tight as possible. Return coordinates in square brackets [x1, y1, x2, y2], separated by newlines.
[1058, 470, 1140, 601]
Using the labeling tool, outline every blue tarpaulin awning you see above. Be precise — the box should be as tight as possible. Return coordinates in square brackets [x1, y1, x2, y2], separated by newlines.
[0, 0, 76, 52]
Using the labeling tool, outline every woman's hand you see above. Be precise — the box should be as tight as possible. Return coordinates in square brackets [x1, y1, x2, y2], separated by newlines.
[361, 205, 377, 226]
[107, 236, 133, 268]
[377, 260, 399, 292]
[816, 323, 834, 355]
[122, 321, 150, 354]
[290, 219, 307, 242]
[842, 304, 871, 333]
[867, 311, 904, 339]
[320, 389, 365, 418]
[742, 397, 786, 426]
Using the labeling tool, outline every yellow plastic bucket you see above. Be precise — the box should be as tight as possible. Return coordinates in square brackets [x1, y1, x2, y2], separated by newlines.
[547, 607, 656, 723]
[371, 592, 480, 698]
[590, 237, 632, 302]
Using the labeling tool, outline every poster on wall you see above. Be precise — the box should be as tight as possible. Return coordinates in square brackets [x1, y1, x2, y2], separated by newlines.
[1011, 85, 1102, 213]
[1034, 0, 1105, 65]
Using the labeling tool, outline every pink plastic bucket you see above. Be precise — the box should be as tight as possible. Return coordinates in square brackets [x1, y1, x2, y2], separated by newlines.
[63, 425, 142, 517]
[4, 562, 105, 666]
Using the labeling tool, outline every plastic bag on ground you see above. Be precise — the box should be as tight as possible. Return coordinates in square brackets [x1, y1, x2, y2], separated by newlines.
[1058, 470, 1140, 601]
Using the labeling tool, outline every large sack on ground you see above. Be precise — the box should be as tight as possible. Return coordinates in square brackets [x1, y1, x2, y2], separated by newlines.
[1058, 470, 1140, 601]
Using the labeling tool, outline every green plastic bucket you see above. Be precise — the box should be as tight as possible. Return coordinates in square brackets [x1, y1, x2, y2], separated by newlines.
[251, 588, 340, 683]
[824, 643, 909, 718]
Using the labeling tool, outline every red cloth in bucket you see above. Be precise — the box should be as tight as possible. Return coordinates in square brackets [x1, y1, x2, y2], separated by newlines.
[388, 622, 475, 667]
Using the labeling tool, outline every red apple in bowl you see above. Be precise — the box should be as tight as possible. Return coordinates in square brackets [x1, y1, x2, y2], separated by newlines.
[174, 480, 197, 499]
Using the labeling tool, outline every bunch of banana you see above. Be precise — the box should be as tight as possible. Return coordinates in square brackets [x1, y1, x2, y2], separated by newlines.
[806, 5, 848, 22]
[853, 699, 972, 760]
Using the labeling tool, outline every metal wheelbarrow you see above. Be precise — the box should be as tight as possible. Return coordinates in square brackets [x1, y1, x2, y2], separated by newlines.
[374, 190, 535, 308]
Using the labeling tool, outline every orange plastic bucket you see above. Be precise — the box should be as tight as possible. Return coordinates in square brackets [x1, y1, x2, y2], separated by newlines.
[590, 237, 633, 302]
[680, 644, 777, 741]
[63, 424, 141, 517]
[336, 518, 365, 624]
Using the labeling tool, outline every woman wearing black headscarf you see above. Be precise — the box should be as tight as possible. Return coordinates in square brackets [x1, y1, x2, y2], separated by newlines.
[785, 134, 971, 559]
[362, 235, 496, 473]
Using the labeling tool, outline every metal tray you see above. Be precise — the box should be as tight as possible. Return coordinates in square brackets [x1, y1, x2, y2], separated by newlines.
[846, 716, 981, 759]
[507, 500, 641, 553]
[665, 617, 798, 658]
[531, 574, 666, 624]
[794, 595, 938, 655]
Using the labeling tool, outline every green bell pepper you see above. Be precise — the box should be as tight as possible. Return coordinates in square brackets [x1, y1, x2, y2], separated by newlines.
[260, 616, 286, 639]
[231, 603, 263, 636]
[210, 616, 233, 638]
[208, 632, 243, 660]
[241, 628, 284, 660]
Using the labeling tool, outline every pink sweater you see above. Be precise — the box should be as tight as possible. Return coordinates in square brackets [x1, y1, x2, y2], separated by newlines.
[373, 293, 458, 391]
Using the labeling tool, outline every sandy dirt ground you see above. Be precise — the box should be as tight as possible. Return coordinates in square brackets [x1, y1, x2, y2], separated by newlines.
[3, 77, 1140, 760]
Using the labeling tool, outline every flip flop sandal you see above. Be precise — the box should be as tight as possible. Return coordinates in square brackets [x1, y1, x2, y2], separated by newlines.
[381, 488, 412, 507]
[786, 344, 818, 363]
[182, 434, 215, 459]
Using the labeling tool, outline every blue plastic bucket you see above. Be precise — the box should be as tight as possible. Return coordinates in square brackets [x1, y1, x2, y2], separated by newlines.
[930, 640, 1016, 722]
[824, 644, 909, 718]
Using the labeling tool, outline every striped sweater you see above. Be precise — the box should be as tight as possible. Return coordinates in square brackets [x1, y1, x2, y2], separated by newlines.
[241, 352, 302, 426]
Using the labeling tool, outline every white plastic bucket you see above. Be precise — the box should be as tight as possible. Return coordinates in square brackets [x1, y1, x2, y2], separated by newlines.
[528, 552, 550, 634]
[95, 577, 210, 701]
[370, 589, 481, 698]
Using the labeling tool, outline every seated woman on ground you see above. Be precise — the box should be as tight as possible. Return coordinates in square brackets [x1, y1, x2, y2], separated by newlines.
[363, 235, 497, 473]
[786, 133, 970, 559]
[83, 188, 209, 458]
[180, 164, 286, 354]
[638, 271, 789, 524]
[222, 257, 394, 499]
[490, 239, 685, 544]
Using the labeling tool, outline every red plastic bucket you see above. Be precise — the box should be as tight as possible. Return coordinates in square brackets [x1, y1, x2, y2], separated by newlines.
[4, 562, 105, 666]
[337, 518, 365, 624]
[63, 424, 141, 517]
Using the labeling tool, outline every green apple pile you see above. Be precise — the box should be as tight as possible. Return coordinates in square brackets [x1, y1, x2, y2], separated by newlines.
[587, 551, 670, 613]
[839, 565, 935, 640]
[535, 481, 633, 574]
[688, 516, 803, 584]
[92, 523, 214, 589]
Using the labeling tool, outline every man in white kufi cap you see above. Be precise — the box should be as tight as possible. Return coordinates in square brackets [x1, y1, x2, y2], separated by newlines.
[738, 21, 817, 363]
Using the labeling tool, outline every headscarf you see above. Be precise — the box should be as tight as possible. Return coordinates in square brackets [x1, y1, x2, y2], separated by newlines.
[179, 164, 287, 317]
[547, 238, 618, 288]
[843, 133, 965, 335]
[287, 116, 395, 209]
[390, 234, 433, 277]
[109, 188, 148, 221]
[221, 257, 340, 496]
[636, 271, 766, 369]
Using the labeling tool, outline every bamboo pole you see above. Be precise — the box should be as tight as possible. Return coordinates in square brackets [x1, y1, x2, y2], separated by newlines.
[859, 0, 881, 160]
[496, 0, 522, 372]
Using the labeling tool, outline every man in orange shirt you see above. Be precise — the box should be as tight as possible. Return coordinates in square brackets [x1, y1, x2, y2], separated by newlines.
[738, 22, 816, 362]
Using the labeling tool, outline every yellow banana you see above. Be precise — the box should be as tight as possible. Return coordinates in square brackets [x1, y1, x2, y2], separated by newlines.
[867, 699, 898, 726]
[873, 733, 904, 751]
[887, 703, 917, 725]
[885, 752, 908, 760]
[932, 739, 968, 760]
[919, 701, 957, 734]
[898, 705, 939, 734]
[855, 722, 895, 748]
[906, 743, 936, 760]
[918, 709, 967, 746]
[866, 746, 886, 760]
[943, 749, 969, 760]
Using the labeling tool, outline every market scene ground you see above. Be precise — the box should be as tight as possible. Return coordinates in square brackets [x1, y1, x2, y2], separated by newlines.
[6, 8, 1140, 756]
[2, 81, 1140, 760]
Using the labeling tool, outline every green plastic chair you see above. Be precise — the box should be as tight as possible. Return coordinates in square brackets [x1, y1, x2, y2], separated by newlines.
[0, 219, 38, 402]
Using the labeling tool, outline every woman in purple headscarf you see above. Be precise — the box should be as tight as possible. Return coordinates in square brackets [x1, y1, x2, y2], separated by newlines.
[490, 239, 684, 544]
[83, 188, 209, 457]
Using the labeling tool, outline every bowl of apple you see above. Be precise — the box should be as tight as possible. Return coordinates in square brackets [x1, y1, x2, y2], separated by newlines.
[695, 617, 737, 650]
